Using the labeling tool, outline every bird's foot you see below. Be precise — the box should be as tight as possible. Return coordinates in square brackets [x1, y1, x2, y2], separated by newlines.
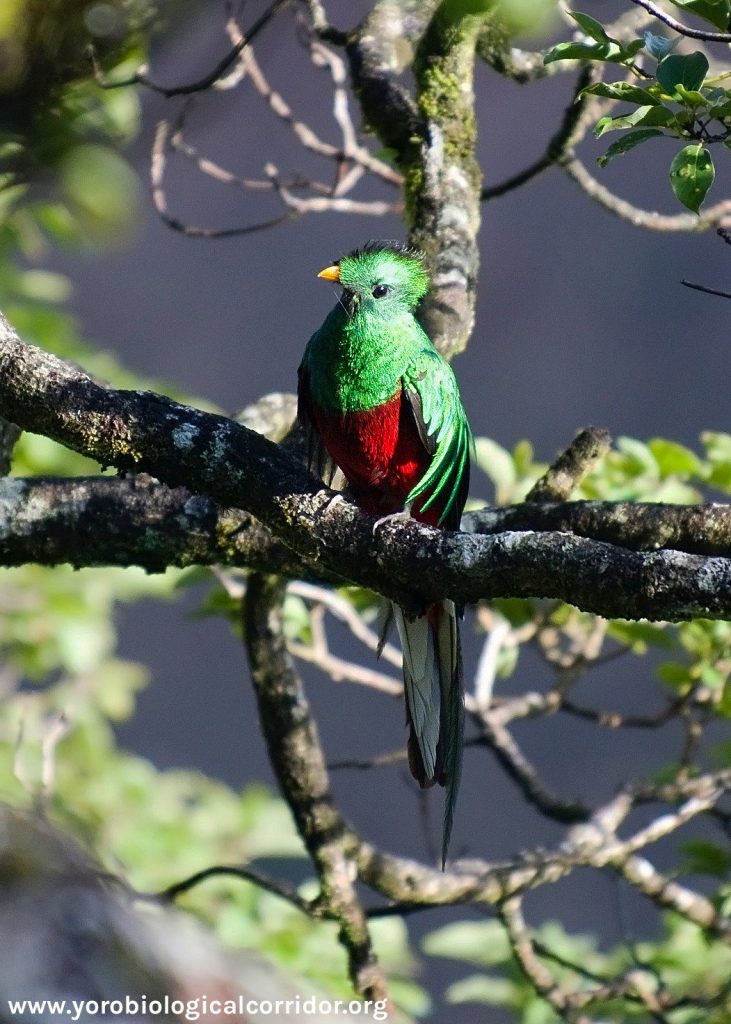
[372, 508, 412, 537]
[319, 491, 349, 517]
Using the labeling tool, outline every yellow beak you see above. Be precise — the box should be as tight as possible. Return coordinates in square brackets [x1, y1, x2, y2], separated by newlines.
[317, 264, 340, 282]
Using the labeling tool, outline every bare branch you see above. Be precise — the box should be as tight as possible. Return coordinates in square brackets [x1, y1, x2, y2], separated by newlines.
[265, 163, 401, 216]
[473, 714, 590, 824]
[682, 279, 731, 300]
[151, 118, 299, 238]
[235, 29, 401, 186]
[617, 854, 731, 940]
[482, 65, 602, 201]
[301, 0, 347, 45]
[288, 637, 402, 695]
[627, 0, 731, 41]
[288, 581, 402, 668]
[91, 0, 292, 97]
[526, 426, 612, 502]
[561, 155, 731, 231]
[560, 691, 694, 729]
[152, 864, 313, 916]
[499, 896, 587, 1023]
[242, 573, 389, 1001]
[328, 750, 407, 772]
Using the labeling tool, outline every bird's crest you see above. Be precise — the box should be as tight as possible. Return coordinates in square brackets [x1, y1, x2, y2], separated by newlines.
[342, 240, 426, 264]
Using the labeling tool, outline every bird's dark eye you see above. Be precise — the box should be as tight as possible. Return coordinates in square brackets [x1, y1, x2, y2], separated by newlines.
[372, 284, 389, 299]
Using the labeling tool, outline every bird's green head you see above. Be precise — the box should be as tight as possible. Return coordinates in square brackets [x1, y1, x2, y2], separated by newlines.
[318, 241, 429, 319]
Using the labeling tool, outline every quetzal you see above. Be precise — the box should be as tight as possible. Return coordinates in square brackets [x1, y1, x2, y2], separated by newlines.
[297, 241, 471, 866]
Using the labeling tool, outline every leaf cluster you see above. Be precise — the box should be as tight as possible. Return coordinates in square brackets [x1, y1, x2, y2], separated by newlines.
[544, 8, 731, 211]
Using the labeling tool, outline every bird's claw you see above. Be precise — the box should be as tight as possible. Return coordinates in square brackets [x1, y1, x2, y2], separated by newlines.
[372, 509, 412, 537]
[319, 492, 348, 517]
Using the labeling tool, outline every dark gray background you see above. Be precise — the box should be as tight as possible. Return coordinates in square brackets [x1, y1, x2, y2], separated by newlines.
[47, 3, 730, 1019]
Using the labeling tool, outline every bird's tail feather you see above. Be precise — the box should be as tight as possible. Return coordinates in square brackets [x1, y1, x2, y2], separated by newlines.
[392, 601, 464, 868]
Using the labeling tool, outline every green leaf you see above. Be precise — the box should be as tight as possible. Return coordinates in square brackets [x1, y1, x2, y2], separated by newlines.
[59, 144, 141, 236]
[704, 94, 731, 120]
[709, 96, 731, 118]
[656, 661, 693, 687]
[598, 128, 665, 167]
[674, 85, 709, 108]
[648, 438, 703, 477]
[544, 40, 623, 65]
[17, 270, 73, 303]
[474, 437, 516, 505]
[567, 10, 614, 42]
[681, 839, 731, 877]
[609, 620, 673, 652]
[583, 81, 661, 105]
[595, 105, 675, 137]
[423, 920, 511, 966]
[656, 52, 710, 95]
[669, 144, 715, 212]
[702, 431, 731, 491]
[445, 974, 521, 1006]
[667, 0, 731, 30]
[625, 38, 649, 58]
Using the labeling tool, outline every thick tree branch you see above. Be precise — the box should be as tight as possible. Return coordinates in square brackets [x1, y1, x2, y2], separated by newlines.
[3, 477, 730, 577]
[345, 1, 434, 162]
[242, 573, 388, 1001]
[409, 4, 488, 359]
[344, 1, 489, 358]
[2, 316, 731, 619]
[466, 500, 731, 556]
[0, 417, 20, 476]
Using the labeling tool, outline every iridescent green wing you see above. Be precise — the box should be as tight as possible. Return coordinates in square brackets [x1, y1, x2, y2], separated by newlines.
[403, 347, 472, 530]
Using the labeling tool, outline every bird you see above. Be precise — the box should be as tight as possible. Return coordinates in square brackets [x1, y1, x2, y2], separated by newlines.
[297, 240, 472, 867]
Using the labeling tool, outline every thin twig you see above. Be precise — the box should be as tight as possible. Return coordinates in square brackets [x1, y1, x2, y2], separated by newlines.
[562, 155, 731, 232]
[288, 580, 402, 668]
[682, 280, 731, 300]
[627, 0, 731, 41]
[482, 65, 602, 201]
[91, 0, 292, 97]
[151, 119, 298, 237]
[152, 864, 314, 915]
[474, 715, 590, 823]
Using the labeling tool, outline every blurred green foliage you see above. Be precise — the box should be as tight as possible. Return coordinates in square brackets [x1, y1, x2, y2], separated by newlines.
[423, 916, 731, 1021]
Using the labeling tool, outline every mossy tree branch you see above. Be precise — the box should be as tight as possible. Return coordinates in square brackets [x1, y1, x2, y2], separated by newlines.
[242, 573, 388, 1002]
[2, 313, 731, 620]
[2, 476, 730, 572]
[345, 0, 491, 358]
